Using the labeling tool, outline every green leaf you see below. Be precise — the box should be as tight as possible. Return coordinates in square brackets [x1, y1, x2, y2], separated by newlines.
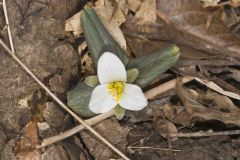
[128, 44, 180, 88]
[127, 68, 139, 83]
[84, 75, 99, 87]
[67, 82, 96, 118]
[114, 105, 125, 120]
[81, 7, 129, 68]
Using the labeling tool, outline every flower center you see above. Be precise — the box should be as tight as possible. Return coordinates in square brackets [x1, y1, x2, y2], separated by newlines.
[107, 81, 124, 102]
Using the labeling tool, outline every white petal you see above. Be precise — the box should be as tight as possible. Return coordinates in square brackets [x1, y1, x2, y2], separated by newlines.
[89, 84, 117, 114]
[119, 84, 148, 111]
[97, 52, 127, 84]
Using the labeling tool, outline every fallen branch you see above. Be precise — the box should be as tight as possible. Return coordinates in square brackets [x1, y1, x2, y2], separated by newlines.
[170, 130, 240, 138]
[39, 76, 194, 148]
[0, 39, 130, 160]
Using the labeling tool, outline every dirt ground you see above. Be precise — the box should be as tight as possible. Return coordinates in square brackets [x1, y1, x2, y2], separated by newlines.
[0, 0, 240, 160]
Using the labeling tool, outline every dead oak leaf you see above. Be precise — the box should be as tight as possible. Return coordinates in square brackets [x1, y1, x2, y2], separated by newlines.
[65, 0, 128, 51]
[134, 0, 157, 25]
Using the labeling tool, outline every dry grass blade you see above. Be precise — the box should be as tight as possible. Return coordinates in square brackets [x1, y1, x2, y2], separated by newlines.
[2, 0, 15, 53]
[194, 77, 240, 100]
[0, 39, 130, 160]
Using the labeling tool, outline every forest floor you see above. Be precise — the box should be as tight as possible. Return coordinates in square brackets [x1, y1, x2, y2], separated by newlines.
[0, 0, 240, 160]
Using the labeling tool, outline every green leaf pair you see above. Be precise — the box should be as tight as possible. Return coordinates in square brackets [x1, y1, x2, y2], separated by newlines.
[67, 7, 180, 118]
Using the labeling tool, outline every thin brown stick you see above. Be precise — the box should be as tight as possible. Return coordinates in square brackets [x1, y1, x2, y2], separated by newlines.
[170, 130, 240, 138]
[2, 0, 15, 53]
[144, 76, 194, 99]
[40, 76, 194, 147]
[38, 110, 115, 148]
[0, 39, 130, 160]
[126, 146, 181, 152]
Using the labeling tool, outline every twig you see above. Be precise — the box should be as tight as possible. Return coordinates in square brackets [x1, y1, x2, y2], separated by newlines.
[126, 146, 181, 152]
[40, 77, 194, 147]
[170, 130, 240, 138]
[144, 76, 194, 99]
[0, 39, 130, 160]
[2, 0, 15, 53]
[38, 110, 115, 148]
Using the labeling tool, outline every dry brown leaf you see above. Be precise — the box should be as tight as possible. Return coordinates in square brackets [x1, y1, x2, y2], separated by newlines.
[134, 0, 156, 25]
[124, 0, 240, 61]
[94, 0, 128, 51]
[159, 104, 193, 128]
[200, 0, 220, 7]
[65, 0, 128, 51]
[127, 0, 141, 12]
[16, 121, 40, 158]
[154, 117, 178, 140]
[176, 78, 240, 126]
[204, 90, 240, 113]
[65, 11, 82, 36]
[81, 53, 95, 74]
[78, 41, 88, 55]
[156, 0, 240, 58]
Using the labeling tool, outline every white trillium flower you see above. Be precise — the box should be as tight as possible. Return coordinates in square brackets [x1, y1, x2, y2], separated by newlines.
[89, 52, 148, 114]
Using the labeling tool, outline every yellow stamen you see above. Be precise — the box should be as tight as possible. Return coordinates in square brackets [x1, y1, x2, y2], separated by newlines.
[107, 81, 124, 102]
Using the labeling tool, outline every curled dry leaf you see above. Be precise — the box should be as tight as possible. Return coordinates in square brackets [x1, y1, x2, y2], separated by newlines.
[176, 78, 240, 126]
[154, 111, 178, 140]
[81, 53, 95, 74]
[203, 90, 240, 113]
[78, 41, 88, 55]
